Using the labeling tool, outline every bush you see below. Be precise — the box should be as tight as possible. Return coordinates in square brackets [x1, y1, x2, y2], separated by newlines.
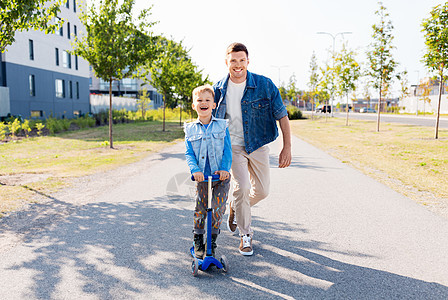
[0, 122, 7, 140]
[8, 118, 22, 137]
[286, 105, 303, 120]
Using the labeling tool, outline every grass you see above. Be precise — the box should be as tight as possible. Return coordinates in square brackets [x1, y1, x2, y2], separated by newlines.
[290, 117, 448, 206]
[0, 121, 185, 214]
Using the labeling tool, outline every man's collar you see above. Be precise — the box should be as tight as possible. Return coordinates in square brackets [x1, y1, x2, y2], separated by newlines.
[219, 71, 256, 89]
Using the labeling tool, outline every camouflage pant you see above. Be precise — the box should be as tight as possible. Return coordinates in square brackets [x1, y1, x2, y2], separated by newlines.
[193, 176, 231, 235]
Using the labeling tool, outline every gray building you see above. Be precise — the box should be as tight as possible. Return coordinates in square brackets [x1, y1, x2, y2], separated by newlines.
[0, 0, 90, 119]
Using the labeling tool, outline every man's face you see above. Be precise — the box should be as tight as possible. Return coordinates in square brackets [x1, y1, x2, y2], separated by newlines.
[192, 91, 216, 118]
[225, 51, 249, 83]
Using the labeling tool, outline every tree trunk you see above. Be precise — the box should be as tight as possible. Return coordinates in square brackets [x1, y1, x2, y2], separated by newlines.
[435, 71, 444, 139]
[325, 99, 328, 123]
[109, 80, 113, 149]
[345, 93, 349, 126]
[163, 93, 166, 132]
[179, 105, 182, 126]
[377, 81, 382, 132]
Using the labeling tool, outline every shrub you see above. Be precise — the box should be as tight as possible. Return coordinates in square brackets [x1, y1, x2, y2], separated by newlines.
[286, 105, 303, 120]
[46, 117, 63, 134]
[35, 122, 45, 136]
[22, 119, 32, 137]
[8, 118, 22, 137]
[0, 122, 7, 140]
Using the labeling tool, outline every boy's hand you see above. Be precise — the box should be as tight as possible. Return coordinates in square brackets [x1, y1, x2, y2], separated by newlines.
[193, 172, 204, 182]
[215, 170, 230, 181]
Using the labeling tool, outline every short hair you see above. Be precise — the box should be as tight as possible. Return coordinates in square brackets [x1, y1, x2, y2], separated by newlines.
[192, 84, 214, 100]
[226, 42, 249, 58]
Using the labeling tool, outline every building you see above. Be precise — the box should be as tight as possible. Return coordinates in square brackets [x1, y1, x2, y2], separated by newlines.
[89, 69, 163, 110]
[0, 0, 90, 119]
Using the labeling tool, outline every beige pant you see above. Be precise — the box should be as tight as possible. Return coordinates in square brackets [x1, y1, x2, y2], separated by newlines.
[230, 145, 270, 236]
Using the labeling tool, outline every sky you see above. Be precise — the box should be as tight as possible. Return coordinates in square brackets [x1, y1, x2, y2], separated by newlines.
[134, 0, 446, 97]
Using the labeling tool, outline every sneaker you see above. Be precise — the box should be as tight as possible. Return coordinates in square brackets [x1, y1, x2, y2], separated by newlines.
[227, 202, 237, 233]
[193, 234, 205, 259]
[239, 234, 253, 256]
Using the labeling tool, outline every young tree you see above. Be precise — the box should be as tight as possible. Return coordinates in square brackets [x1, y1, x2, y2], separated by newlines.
[136, 89, 151, 119]
[319, 61, 336, 122]
[334, 43, 361, 125]
[366, 1, 399, 132]
[73, 0, 157, 148]
[398, 71, 410, 113]
[308, 51, 320, 119]
[422, 2, 448, 139]
[286, 74, 299, 106]
[0, 0, 63, 53]
[146, 38, 195, 131]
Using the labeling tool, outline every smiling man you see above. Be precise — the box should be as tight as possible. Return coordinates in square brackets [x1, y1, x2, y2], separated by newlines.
[213, 42, 292, 256]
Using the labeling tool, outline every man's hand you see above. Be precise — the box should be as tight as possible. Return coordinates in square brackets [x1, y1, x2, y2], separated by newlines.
[215, 170, 230, 181]
[279, 146, 291, 168]
[278, 115, 292, 168]
[193, 172, 204, 182]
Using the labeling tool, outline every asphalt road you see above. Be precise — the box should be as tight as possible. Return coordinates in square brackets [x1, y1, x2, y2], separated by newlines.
[1, 136, 448, 299]
[317, 112, 448, 128]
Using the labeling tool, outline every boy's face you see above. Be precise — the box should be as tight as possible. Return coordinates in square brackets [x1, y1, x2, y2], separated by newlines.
[225, 51, 249, 83]
[192, 91, 216, 118]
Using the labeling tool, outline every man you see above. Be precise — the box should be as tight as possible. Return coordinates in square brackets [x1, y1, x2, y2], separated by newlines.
[213, 42, 291, 256]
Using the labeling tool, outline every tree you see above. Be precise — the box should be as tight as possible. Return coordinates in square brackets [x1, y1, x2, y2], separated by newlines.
[307, 51, 320, 119]
[136, 89, 151, 119]
[319, 60, 336, 122]
[366, 1, 399, 132]
[286, 74, 299, 106]
[0, 0, 63, 53]
[146, 38, 200, 131]
[334, 43, 361, 125]
[73, 0, 157, 148]
[422, 2, 448, 139]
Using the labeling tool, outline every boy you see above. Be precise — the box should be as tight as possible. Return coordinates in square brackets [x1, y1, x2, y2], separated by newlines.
[184, 85, 232, 258]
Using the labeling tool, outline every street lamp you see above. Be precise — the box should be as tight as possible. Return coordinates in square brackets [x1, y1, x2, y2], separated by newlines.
[271, 65, 289, 87]
[317, 31, 352, 116]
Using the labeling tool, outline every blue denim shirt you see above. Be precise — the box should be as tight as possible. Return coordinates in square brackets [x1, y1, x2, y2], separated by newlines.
[213, 71, 288, 154]
[184, 116, 232, 177]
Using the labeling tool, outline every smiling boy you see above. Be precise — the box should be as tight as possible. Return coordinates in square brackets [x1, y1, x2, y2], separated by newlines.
[184, 85, 232, 258]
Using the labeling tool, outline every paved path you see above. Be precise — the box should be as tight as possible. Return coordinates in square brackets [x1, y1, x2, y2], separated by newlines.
[1, 135, 448, 299]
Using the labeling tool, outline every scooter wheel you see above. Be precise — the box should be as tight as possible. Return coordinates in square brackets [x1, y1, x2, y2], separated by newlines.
[220, 255, 229, 273]
[191, 258, 199, 276]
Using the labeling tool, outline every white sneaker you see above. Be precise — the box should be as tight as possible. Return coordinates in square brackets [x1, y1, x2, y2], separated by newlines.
[239, 234, 253, 256]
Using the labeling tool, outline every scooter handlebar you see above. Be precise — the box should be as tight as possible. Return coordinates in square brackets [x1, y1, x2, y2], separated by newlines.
[191, 174, 221, 181]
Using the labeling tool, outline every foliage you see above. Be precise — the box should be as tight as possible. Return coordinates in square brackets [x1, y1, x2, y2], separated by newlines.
[421, 2, 448, 139]
[136, 89, 152, 119]
[145, 37, 206, 131]
[286, 105, 303, 120]
[286, 74, 300, 105]
[7, 118, 22, 138]
[35, 122, 45, 136]
[22, 119, 32, 138]
[0, 0, 63, 53]
[307, 51, 320, 112]
[72, 0, 158, 148]
[365, 1, 399, 131]
[0, 122, 7, 140]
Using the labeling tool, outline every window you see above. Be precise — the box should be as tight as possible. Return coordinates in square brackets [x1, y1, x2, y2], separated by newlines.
[63, 51, 71, 68]
[31, 111, 43, 118]
[57, 17, 63, 36]
[74, 25, 77, 36]
[73, 0, 76, 12]
[89, 77, 92, 87]
[29, 40, 34, 60]
[67, 22, 70, 39]
[66, 0, 69, 8]
[76, 82, 79, 98]
[68, 80, 73, 98]
[55, 79, 65, 98]
[75, 55, 78, 70]
[29, 75, 35, 96]
[55, 48, 59, 66]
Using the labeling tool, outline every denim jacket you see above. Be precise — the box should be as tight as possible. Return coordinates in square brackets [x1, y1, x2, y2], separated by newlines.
[213, 71, 288, 154]
[184, 116, 232, 176]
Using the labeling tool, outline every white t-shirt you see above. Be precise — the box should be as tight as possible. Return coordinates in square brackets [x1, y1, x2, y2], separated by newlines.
[225, 79, 246, 146]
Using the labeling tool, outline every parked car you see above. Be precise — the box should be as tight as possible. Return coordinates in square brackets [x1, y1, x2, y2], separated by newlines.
[360, 107, 376, 113]
[315, 105, 331, 113]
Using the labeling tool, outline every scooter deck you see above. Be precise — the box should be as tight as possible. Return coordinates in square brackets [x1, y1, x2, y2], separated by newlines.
[190, 246, 224, 270]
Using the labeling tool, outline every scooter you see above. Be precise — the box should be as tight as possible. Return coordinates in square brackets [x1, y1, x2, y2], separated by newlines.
[190, 174, 228, 276]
